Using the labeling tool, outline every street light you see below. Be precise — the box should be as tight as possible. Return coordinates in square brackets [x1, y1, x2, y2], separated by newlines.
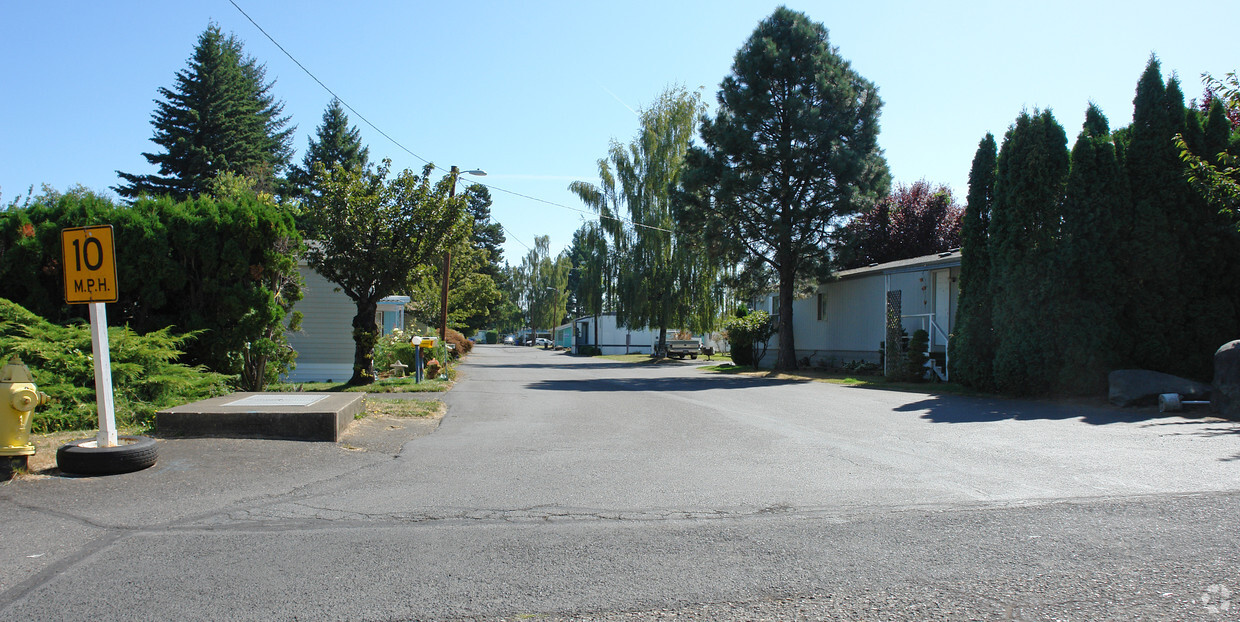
[440, 165, 487, 342]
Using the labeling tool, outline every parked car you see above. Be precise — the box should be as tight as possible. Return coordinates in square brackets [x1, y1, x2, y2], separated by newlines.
[502, 335, 515, 345]
[534, 337, 552, 347]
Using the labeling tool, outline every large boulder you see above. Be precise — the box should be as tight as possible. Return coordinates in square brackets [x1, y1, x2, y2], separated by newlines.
[1108, 369, 1212, 407]
[1213, 340, 1240, 419]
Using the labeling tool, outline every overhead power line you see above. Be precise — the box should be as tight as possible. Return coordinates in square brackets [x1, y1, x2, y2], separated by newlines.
[226, 0, 673, 236]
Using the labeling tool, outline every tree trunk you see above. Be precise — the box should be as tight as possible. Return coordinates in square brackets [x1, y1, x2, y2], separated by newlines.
[349, 298, 380, 385]
[775, 270, 798, 370]
[657, 326, 668, 356]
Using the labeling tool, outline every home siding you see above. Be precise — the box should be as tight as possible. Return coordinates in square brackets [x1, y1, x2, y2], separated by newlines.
[285, 266, 356, 383]
[757, 261, 961, 368]
[573, 314, 658, 355]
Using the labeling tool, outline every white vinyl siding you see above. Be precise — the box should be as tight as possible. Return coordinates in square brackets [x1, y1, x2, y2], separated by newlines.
[284, 266, 356, 382]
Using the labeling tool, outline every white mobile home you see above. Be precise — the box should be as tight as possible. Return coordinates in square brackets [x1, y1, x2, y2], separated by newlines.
[570, 313, 662, 355]
[757, 250, 961, 375]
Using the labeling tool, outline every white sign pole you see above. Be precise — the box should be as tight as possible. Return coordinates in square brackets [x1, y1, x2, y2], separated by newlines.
[89, 302, 118, 448]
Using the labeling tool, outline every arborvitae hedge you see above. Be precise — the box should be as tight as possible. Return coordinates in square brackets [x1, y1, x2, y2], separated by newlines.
[0, 188, 302, 382]
[950, 133, 997, 390]
[953, 57, 1240, 395]
[989, 110, 1070, 395]
[1053, 105, 1128, 395]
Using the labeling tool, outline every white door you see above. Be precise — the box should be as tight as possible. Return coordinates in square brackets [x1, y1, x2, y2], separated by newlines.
[933, 270, 950, 348]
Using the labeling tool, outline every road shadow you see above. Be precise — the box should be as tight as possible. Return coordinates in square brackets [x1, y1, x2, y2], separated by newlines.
[472, 361, 639, 371]
[892, 392, 1213, 426]
[897, 393, 1240, 459]
[1138, 418, 1240, 462]
[527, 374, 804, 393]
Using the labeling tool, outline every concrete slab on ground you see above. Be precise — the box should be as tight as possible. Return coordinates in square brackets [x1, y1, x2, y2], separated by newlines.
[156, 392, 365, 441]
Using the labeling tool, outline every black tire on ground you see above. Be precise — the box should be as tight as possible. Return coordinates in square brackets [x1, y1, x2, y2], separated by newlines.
[690, 354, 697, 360]
[57, 435, 158, 476]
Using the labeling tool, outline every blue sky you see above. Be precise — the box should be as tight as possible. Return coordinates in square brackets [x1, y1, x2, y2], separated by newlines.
[2, 1, 1236, 264]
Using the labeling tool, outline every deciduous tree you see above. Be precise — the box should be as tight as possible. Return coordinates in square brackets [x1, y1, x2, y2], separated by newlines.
[835, 180, 962, 269]
[304, 160, 469, 385]
[571, 86, 721, 350]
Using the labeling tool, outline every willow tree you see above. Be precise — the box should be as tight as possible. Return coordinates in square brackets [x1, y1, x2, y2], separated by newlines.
[677, 8, 890, 370]
[520, 235, 571, 341]
[570, 86, 721, 350]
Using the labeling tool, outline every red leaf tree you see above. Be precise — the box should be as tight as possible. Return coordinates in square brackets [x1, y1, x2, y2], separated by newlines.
[835, 180, 963, 269]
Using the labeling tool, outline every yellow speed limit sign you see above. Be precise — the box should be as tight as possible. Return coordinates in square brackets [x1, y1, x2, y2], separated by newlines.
[61, 225, 119, 304]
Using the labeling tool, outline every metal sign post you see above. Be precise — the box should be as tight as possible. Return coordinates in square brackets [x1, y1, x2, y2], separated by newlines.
[61, 225, 119, 448]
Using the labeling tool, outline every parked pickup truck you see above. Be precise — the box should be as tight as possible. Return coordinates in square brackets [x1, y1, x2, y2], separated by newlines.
[657, 339, 702, 360]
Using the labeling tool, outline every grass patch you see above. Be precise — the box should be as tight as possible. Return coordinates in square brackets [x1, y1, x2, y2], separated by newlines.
[361, 398, 444, 419]
[598, 353, 661, 364]
[268, 375, 451, 393]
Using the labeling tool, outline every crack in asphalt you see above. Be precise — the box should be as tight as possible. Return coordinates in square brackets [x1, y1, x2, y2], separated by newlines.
[156, 490, 1234, 532]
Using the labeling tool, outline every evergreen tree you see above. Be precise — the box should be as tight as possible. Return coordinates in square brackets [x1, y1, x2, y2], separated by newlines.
[677, 7, 890, 369]
[1053, 105, 1128, 394]
[950, 133, 997, 390]
[116, 25, 293, 201]
[1125, 58, 1240, 379]
[464, 184, 505, 277]
[989, 110, 1069, 395]
[1122, 57, 1188, 372]
[288, 99, 369, 196]
[1203, 99, 1234, 165]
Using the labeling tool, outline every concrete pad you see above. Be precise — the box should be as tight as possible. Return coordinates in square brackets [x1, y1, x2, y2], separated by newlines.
[156, 392, 365, 442]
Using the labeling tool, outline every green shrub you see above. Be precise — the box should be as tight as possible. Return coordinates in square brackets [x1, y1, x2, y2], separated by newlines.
[905, 329, 930, 381]
[0, 298, 230, 433]
[723, 309, 774, 368]
[485, 330, 498, 344]
[0, 188, 303, 387]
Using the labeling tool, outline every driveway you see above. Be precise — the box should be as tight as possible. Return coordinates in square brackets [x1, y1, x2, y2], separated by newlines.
[1, 344, 1237, 620]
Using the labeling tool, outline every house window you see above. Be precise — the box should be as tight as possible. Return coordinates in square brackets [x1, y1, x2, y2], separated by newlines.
[817, 292, 828, 321]
[771, 295, 780, 317]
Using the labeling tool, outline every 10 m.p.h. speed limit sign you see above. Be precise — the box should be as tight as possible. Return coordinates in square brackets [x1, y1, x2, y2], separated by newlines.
[60, 224, 123, 449]
[61, 225, 118, 304]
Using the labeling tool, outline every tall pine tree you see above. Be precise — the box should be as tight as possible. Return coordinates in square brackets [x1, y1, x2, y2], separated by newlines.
[677, 8, 890, 369]
[950, 133, 997, 390]
[989, 110, 1069, 395]
[116, 25, 293, 201]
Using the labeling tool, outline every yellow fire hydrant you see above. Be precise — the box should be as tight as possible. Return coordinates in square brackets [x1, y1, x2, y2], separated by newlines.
[1, 355, 49, 476]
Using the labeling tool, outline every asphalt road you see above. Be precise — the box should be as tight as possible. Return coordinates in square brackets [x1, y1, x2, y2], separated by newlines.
[2, 344, 1238, 621]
